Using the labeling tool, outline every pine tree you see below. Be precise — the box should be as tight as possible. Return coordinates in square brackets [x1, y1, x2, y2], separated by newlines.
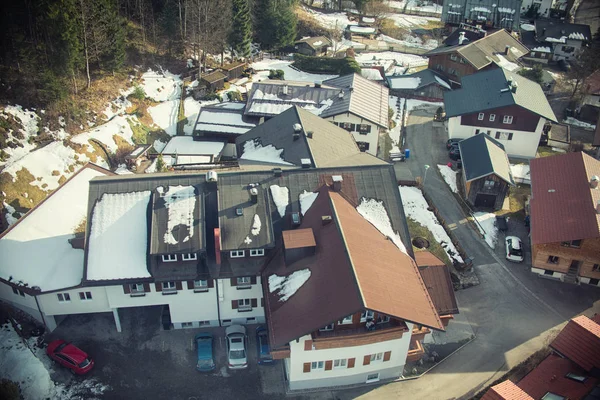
[229, 0, 252, 58]
[254, 0, 297, 50]
[272, 4, 297, 49]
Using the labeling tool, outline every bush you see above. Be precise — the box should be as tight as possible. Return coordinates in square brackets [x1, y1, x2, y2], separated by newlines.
[201, 92, 223, 102]
[131, 85, 146, 101]
[156, 154, 167, 172]
[292, 54, 361, 75]
[0, 379, 20, 400]
[518, 64, 543, 84]
[268, 69, 285, 80]
[227, 91, 243, 101]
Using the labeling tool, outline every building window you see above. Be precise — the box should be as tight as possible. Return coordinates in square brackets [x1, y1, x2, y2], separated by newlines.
[319, 323, 334, 331]
[547, 256, 559, 264]
[590, 278, 600, 285]
[199, 321, 210, 326]
[311, 361, 325, 371]
[450, 53, 458, 61]
[237, 276, 252, 287]
[342, 122, 353, 130]
[230, 250, 245, 258]
[503, 115, 513, 124]
[339, 315, 353, 325]
[495, 131, 513, 140]
[181, 253, 197, 261]
[483, 180, 495, 190]
[162, 254, 177, 263]
[12, 287, 25, 297]
[435, 64, 445, 72]
[162, 281, 177, 292]
[222, 319, 232, 325]
[130, 283, 145, 296]
[357, 141, 370, 152]
[194, 280, 208, 290]
[377, 315, 390, 324]
[250, 249, 264, 257]
[237, 298, 252, 311]
[561, 45, 575, 53]
[366, 373, 380, 383]
[544, 270, 554, 276]
[246, 317, 256, 323]
[358, 124, 371, 134]
[78, 291, 92, 301]
[333, 359, 347, 369]
[370, 352, 384, 363]
[541, 393, 566, 400]
[478, 113, 484, 121]
[593, 264, 599, 272]
[360, 310, 375, 322]
[181, 322, 193, 328]
[565, 372, 587, 382]
[489, 114, 496, 122]
[448, 67, 457, 76]
[561, 240, 582, 248]
[57, 293, 71, 303]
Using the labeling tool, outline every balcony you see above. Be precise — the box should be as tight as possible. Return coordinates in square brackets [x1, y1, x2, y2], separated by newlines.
[311, 320, 409, 350]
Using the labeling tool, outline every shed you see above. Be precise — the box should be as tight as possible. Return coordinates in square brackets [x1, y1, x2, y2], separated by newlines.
[125, 144, 152, 169]
[294, 36, 332, 56]
[220, 61, 247, 80]
[200, 70, 226, 93]
[387, 69, 451, 101]
[459, 134, 514, 210]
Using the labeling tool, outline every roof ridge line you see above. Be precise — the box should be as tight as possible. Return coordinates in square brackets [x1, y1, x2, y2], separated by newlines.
[294, 106, 319, 168]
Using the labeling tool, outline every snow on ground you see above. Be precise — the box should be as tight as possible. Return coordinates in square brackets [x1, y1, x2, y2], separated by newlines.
[303, 7, 352, 32]
[378, 33, 439, 51]
[564, 117, 596, 130]
[240, 140, 292, 165]
[521, 23, 535, 31]
[140, 69, 182, 102]
[355, 51, 428, 71]
[183, 97, 202, 135]
[269, 269, 312, 302]
[386, 12, 441, 28]
[299, 190, 318, 215]
[153, 138, 168, 153]
[158, 186, 196, 245]
[103, 87, 134, 120]
[251, 214, 261, 236]
[149, 100, 179, 137]
[388, 96, 406, 153]
[71, 115, 136, 153]
[357, 198, 408, 254]
[510, 164, 530, 184]
[250, 59, 337, 82]
[399, 185, 464, 263]
[0, 105, 40, 168]
[87, 191, 153, 280]
[114, 164, 133, 175]
[437, 165, 458, 193]
[386, 0, 442, 13]
[473, 212, 499, 249]
[495, 54, 521, 71]
[270, 185, 290, 218]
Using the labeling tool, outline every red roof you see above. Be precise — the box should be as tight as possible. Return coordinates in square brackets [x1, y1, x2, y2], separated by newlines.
[550, 315, 600, 372]
[584, 69, 600, 95]
[415, 252, 459, 316]
[518, 354, 598, 399]
[529, 152, 600, 244]
[481, 380, 534, 400]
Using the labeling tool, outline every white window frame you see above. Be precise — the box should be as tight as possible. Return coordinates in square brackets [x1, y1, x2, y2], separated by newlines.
[370, 352, 383, 363]
[237, 276, 252, 286]
[130, 283, 145, 296]
[230, 250, 245, 258]
[57, 293, 71, 303]
[484, 180, 495, 189]
[181, 253, 197, 261]
[162, 254, 177, 263]
[503, 115, 513, 124]
[333, 359, 347, 369]
[319, 323, 334, 332]
[311, 361, 325, 371]
[162, 281, 177, 292]
[489, 114, 496, 122]
[498, 131, 511, 140]
[450, 53, 458, 61]
[181, 322, 193, 328]
[477, 113, 484, 121]
[360, 310, 375, 322]
[194, 280, 208, 290]
[366, 372, 380, 383]
[377, 315, 390, 324]
[339, 315, 353, 325]
[199, 320, 210, 326]
[250, 249, 264, 257]
[78, 291, 92, 301]
[237, 298, 252, 311]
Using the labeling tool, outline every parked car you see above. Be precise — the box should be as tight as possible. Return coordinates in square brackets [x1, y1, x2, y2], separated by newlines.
[557, 59, 571, 72]
[496, 215, 508, 232]
[505, 236, 524, 262]
[226, 325, 247, 369]
[195, 332, 215, 372]
[46, 339, 94, 375]
[256, 326, 274, 364]
[449, 147, 461, 160]
[446, 138, 461, 149]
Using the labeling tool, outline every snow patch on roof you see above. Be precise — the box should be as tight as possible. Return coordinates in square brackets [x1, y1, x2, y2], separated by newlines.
[521, 23, 535, 31]
[240, 140, 292, 165]
[532, 46, 552, 53]
[299, 190, 318, 216]
[495, 54, 520, 72]
[356, 197, 407, 254]
[162, 137, 224, 156]
[470, 7, 491, 12]
[87, 191, 152, 280]
[435, 75, 451, 89]
[546, 36, 567, 43]
[270, 185, 289, 218]
[568, 32, 586, 40]
[269, 269, 312, 302]
[251, 214, 262, 236]
[388, 76, 422, 89]
[160, 185, 196, 245]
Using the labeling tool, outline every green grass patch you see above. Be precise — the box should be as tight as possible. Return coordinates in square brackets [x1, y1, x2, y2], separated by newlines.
[536, 146, 562, 158]
[381, 131, 393, 160]
[406, 217, 452, 267]
[0, 169, 49, 215]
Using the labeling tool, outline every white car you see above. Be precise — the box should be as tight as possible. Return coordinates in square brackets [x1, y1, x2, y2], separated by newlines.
[505, 236, 524, 262]
[225, 325, 247, 369]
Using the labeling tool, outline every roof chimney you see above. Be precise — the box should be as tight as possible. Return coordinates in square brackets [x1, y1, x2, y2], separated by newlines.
[511, 81, 518, 93]
[301, 158, 311, 168]
[273, 168, 282, 177]
[504, 45, 510, 55]
[338, 90, 344, 99]
[590, 175, 599, 189]
[458, 31, 467, 45]
[542, 27, 546, 36]
[282, 85, 289, 95]
[293, 123, 302, 140]
[315, 81, 322, 88]
[306, 131, 313, 139]
[250, 187, 258, 204]
[332, 175, 343, 192]
[322, 215, 332, 225]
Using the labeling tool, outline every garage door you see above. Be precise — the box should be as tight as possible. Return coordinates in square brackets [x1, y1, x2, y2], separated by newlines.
[475, 194, 496, 208]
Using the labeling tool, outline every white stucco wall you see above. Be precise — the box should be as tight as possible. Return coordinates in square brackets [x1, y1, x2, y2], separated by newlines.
[286, 323, 413, 390]
[552, 38, 584, 61]
[38, 286, 111, 316]
[531, 267, 565, 281]
[448, 116, 545, 158]
[0, 282, 44, 323]
[326, 113, 382, 156]
[218, 277, 265, 325]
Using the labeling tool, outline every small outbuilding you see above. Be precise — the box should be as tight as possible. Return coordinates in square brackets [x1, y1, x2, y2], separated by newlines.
[387, 69, 451, 101]
[221, 61, 247, 80]
[294, 36, 332, 56]
[459, 134, 514, 210]
[201, 70, 226, 92]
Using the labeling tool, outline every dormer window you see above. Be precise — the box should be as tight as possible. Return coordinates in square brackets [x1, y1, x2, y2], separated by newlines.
[181, 253, 197, 261]
[478, 113, 484, 121]
[250, 249, 264, 257]
[339, 315, 353, 325]
[162, 254, 177, 262]
[237, 277, 252, 288]
[503, 115, 513, 124]
[319, 323, 334, 331]
[230, 250, 245, 258]
[360, 310, 375, 322]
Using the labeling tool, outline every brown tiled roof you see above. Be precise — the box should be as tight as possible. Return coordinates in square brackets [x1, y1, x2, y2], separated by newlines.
[550, 315, 600, 372]
[282, 228, 316, 249]
[529, 152, 600, 244]
[263, 186, 443, 348]
[518, 354, 598, 399]
[415, 252, 459, 316]
[584, 69, 600, 96]
[481, 380, 534, 400]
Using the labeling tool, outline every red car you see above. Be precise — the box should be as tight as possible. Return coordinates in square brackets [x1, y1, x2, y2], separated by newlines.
[46, 339, 94, 375]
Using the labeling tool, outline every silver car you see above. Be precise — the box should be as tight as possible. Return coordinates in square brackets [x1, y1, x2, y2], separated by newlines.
[225, 325, 247, 369]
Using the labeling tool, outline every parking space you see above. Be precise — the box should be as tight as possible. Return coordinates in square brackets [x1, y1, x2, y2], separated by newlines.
[45, 307, 285, 400]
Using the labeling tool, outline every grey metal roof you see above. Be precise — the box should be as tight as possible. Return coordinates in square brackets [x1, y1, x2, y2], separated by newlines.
[236, 106, 385, 168]
[459, 134, 514, 184]
[194, 102, 257, 136]
[535, 20, 592, 43]
[387, 69, 451, 90]
[443, 67, 557, 122]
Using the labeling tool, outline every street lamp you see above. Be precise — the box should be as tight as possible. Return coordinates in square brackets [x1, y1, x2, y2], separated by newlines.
[423, 165, 430, 185]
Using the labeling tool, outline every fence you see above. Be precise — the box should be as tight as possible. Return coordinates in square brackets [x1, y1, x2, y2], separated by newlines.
[401, 7, 442, 18]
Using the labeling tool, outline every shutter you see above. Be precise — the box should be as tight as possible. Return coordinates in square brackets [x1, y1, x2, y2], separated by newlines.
[230, 278, 237, 286]
[231, 300, 238, 309]
[176, 281, 183, 291]
[251, 298, 257, 308]
[383, 351, 391, 362]
[325, 360, 333, 371]
[303, 363, 311, 373]
[208, 279, 214, 288]
[155, 283, 162, 292]
[475, 129, 480, 135]
[304, 340, 313, 351]
[366, 125, 371, 133]
[508, 132, 513, 140]
[143, 283, 150, 293]
[250, 276, 257, 285]
[123, 284, 131, 294]
[261, 298, 264, 307]
[348, 358, 355, 368]
[495, 132, 500, 139]
[363, 355, 371, 366]
[350, 124, 356, 131]
[187, 280, 194, 290]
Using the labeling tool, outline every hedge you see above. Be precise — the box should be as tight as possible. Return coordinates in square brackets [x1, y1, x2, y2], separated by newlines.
[292, 54, 361, 75]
